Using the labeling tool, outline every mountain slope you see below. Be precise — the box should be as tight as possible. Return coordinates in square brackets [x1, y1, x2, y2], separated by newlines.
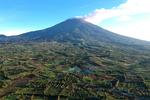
[1, 18, 150, 47]
[0, 35, 7, 41]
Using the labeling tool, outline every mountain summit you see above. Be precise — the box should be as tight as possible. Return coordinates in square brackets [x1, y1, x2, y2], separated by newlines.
[0, 18, 150, 46]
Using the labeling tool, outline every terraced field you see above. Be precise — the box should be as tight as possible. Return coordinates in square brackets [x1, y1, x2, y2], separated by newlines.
[0, 42, 150, 100]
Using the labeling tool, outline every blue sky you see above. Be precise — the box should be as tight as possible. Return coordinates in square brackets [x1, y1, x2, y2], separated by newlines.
[0, 0, 150, 41]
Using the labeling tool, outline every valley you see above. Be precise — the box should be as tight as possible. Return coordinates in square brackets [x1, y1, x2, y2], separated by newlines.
[0, 42, 150, 100]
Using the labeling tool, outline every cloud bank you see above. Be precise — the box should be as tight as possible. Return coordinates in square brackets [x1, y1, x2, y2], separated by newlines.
[0, 29, 31, 36]
[81, 0, 150, 41]
[83, 0, 150, 24]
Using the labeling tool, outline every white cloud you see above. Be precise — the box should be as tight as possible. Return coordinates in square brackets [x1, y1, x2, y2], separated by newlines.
[117, 15, 131, 21]
[105, 17, 150, 41]
[81, 0, 150, 41]
[1, 29, 30, 36]
[83, 0, 150, 24]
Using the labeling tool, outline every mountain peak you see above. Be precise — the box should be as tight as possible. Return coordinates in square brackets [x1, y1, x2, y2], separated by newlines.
[0, 18, 149, 46]
[66, 17, 85, 21]
[63, 18, 88, 24]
